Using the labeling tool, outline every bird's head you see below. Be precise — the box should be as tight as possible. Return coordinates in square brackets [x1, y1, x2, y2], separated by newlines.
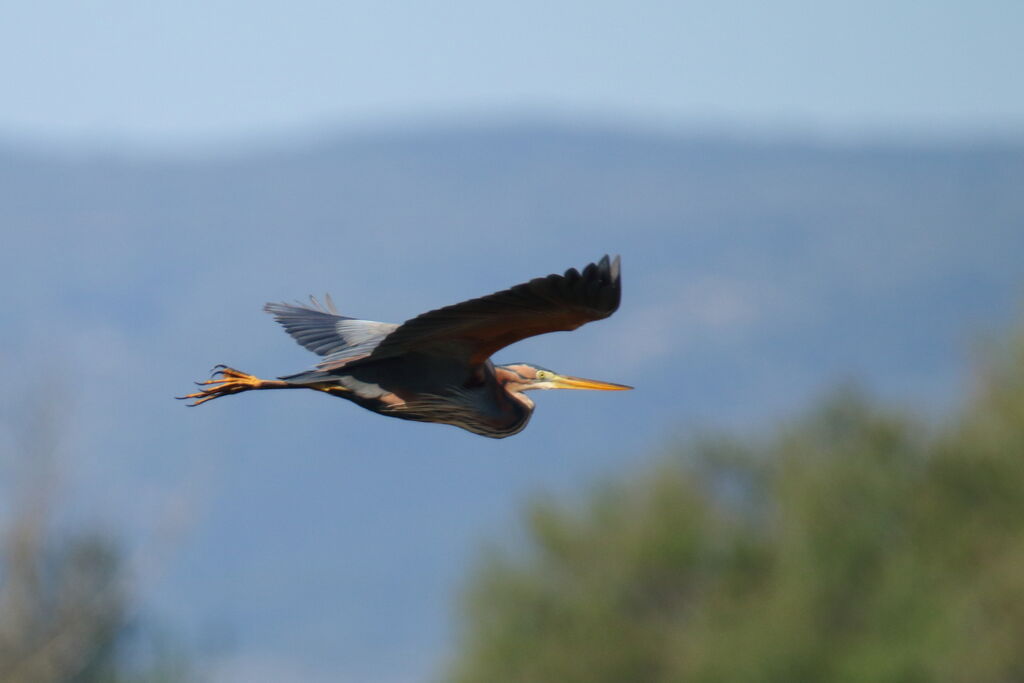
[495, 363, 633, 394]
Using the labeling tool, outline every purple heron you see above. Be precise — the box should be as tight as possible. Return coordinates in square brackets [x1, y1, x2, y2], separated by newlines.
[178, 255, 631, 438]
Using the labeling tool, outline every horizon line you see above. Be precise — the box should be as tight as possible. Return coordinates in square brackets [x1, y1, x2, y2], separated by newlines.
[3, 109, 1022, 163]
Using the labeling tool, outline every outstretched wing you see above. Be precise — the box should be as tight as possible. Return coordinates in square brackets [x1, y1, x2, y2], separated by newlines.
[365, 255, 621, 366]
[264, 295, 398, 369]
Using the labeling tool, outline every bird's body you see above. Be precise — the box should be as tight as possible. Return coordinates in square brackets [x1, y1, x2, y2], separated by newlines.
[180, 255, 630, 438]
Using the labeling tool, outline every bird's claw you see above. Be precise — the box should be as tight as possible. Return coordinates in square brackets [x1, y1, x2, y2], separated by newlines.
[176, 366, 261, 406]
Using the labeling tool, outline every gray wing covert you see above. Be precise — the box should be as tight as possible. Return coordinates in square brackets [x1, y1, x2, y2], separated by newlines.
[264, 296, 398, 369]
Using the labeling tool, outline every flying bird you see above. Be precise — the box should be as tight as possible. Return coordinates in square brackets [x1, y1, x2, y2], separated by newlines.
[178, 255, 631, 438]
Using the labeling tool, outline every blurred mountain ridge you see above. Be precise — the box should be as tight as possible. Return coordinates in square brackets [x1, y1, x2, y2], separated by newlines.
[0, 120, 1021, 682]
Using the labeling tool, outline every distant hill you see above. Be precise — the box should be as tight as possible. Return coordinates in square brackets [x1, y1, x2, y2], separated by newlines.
[1, 122, 1022, 682]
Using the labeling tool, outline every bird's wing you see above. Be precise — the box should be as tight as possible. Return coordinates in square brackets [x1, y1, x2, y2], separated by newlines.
[364, 255, 621, 366]
[264, 296, 398, 369]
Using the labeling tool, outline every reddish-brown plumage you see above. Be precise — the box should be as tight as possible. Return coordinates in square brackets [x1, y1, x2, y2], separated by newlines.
[179, 256, 629, 438]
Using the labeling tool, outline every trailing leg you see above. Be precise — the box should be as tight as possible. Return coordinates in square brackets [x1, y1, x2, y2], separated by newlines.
[177, 365, 301, 406]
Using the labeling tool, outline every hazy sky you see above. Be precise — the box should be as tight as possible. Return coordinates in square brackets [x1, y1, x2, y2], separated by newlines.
[2, 1, 1021, 147]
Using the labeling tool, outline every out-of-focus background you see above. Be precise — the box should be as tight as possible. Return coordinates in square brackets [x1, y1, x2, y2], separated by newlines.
[1, 2, 1022, 681]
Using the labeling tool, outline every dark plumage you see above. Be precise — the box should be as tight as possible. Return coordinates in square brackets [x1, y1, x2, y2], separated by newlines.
[179, 255, 631, 438]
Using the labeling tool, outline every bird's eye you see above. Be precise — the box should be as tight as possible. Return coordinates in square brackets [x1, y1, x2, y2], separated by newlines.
[536, 370, 552, 380]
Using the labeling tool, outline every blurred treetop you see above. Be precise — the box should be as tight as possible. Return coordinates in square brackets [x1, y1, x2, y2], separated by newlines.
[0, 407, 193, 683]
[448, 328, 1024, 683]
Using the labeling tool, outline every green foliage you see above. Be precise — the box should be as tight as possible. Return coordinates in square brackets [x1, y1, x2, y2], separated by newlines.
[0, 406, 196, 683]
[448, 332, 1024, 683]
[0, 520, 194, 683]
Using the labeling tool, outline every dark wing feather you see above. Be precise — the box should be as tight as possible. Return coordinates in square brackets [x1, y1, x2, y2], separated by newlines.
[366, 255, 621, 366]
[264, 296, 398, 369]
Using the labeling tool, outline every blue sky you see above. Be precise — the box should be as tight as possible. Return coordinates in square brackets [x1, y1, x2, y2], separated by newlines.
[2, 1, 1021, 147]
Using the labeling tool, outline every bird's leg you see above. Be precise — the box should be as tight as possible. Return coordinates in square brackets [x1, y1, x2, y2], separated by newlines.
[177, 365, 302, 406]
[312, 385, 352, 397]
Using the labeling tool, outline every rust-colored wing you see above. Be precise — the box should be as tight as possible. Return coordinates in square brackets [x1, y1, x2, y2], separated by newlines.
[365, 255, 622, 366]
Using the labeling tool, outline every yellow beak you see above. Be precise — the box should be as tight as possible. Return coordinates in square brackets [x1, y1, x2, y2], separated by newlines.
[551, 374, 633, 391]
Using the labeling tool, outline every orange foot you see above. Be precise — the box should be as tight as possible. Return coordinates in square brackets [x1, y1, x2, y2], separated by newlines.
[177, 365, 265, 406]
